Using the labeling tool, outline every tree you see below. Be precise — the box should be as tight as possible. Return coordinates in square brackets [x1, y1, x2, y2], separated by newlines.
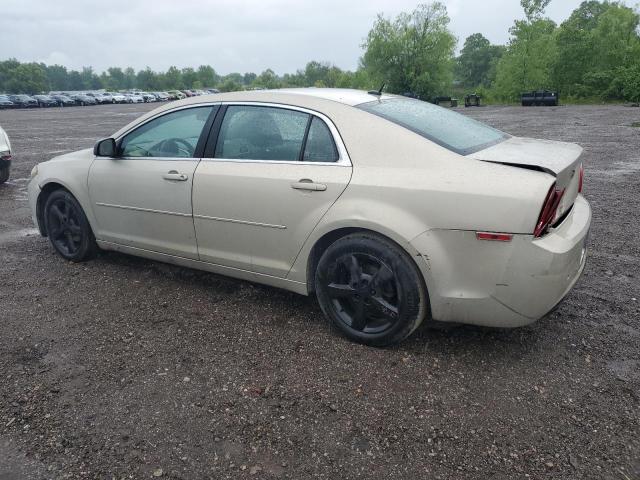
[46, 64, 69, 91]
[456, 33, 504, 88]
[163, 66, 183, 90]
[197, 65, 218, 87]
[493, 1, 557, 100]
[361, 2, 456, 99]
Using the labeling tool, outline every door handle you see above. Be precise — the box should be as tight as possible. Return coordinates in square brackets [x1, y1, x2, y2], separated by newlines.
[291, 179, 327, 191]
[163, 170, 188, 181]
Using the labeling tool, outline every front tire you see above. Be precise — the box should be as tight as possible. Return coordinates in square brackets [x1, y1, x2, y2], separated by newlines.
[315, 232, 428, 347]
[44, 190, 98, 262]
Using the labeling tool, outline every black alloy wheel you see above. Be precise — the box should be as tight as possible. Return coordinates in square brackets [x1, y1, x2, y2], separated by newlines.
[44, 190, 97, 262]
[315, 232, 427, 347]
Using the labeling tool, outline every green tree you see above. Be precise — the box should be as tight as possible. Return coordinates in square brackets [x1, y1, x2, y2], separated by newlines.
[361, 2, 456, 99]
[456, 33, 504, 88]
[163, 66, 183, 90]
[493, 0, 557, 100]
[45, 64, 69, 91]
[197, 65, 218, 87]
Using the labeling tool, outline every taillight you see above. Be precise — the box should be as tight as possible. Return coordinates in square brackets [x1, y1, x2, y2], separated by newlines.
[534, 184, 565, 238]
[578, 164, 584, 193]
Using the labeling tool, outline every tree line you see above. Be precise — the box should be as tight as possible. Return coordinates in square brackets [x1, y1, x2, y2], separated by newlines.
[1, 0, 639, 103]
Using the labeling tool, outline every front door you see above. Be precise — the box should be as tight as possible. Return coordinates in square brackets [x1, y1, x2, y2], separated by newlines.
[88, 105, 217, 259]
[192, 105, 351, 278]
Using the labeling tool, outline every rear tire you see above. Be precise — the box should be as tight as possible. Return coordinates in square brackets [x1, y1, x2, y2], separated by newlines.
[315, 232, 428, 347]
[0, 166, 9, 184]
[44, 190, 98, 262]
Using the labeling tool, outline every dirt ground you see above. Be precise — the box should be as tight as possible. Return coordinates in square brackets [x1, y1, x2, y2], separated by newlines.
[0, 102, 638, 480]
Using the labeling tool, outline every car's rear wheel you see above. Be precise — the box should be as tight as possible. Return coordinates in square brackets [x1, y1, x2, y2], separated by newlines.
[315, 232, 427, 347]
[0, 166, 9, 184]
[44, 190, 98, 262]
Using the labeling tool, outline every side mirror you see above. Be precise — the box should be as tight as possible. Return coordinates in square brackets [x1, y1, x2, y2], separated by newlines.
[93, 138, 117, 157]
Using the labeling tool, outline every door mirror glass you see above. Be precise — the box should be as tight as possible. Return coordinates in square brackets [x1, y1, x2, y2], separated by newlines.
[94, 138, 117, 157]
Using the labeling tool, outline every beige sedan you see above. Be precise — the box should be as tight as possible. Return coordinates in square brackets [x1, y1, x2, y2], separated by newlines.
[28, 89, 591, 346]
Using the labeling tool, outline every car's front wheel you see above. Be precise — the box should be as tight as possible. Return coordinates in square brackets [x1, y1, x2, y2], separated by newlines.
[315, 232, 428, 347]
[44, 190, 98, 262]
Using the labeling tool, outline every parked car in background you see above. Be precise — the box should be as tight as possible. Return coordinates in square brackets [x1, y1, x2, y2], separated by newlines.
[50, 94, 76, 107]
[85, 93, 110, 104]
[166, 90, 185, 100]
[69, 94, 97, 106]
[33, 95, 59, 107]
[140, 92, 156, 103]
[124, 93, 144, 104]
[109, 92, 127, 104]
[0, 95, 14, 109]
[181, 90, 194, 97]
[0, 125, 11, 184]
[8, 94, 38, 108]
[206, 88, 220, 94]
[153, 91, 170, 101]
[27, 88, 590, 346]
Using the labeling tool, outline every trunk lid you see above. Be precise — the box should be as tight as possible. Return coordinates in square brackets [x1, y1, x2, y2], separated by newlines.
[468, 136, 583, 221]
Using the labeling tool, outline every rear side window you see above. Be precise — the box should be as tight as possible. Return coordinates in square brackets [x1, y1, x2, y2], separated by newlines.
[215, 106, 309, 161]
[303, 117, 338, 162]
[357, 98, 507, 155]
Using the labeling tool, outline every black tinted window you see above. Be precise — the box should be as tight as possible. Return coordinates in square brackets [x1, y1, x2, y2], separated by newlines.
[303, 117, 338, 162]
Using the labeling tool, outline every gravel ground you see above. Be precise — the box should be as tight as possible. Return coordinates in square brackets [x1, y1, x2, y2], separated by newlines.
[0, 103, 638, 480]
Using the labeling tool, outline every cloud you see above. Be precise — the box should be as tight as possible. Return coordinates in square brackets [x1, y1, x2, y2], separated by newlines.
[0, 0, 605, 74]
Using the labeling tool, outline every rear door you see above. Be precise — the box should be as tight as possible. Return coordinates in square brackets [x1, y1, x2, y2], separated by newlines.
[192, 104, 351, 277]
[88, 105, 217, 258]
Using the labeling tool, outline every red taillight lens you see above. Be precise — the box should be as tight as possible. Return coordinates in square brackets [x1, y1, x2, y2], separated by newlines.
[534, 184, 565, 238]
[476, 232, 513, 242]
[578, 164, 584, 193]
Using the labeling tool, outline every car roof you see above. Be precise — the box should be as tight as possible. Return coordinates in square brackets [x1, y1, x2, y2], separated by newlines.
[271, 88, 396, 106]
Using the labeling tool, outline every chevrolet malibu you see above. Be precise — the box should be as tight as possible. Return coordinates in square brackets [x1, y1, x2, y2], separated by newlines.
[27, 88, 591, 346]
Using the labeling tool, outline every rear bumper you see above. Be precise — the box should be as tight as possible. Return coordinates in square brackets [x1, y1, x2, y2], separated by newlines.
[410, 195, 591, 328]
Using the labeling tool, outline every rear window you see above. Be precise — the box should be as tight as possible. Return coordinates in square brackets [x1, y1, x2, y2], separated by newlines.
[357, 98, 507, 155]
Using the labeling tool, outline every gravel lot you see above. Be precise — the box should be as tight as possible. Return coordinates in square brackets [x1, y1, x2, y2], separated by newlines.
[0, 103, 638, 480]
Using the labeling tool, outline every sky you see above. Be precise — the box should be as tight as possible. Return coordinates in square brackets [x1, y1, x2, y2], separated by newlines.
[1, 0, 626, 75]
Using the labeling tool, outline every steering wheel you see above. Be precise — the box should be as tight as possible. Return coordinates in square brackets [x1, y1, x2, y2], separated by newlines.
[155, 138, 193, 157]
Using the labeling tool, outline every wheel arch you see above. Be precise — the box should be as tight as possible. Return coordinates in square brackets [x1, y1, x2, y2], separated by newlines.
[36, 181, 92, 237]
[305, 226, 431, 310]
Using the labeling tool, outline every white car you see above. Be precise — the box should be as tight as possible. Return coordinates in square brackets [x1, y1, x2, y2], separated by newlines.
[0, 125, 11, 184]
[124, 93, 144, 104]
[109, 92, 126, 104]
[27, 88, 591, 346]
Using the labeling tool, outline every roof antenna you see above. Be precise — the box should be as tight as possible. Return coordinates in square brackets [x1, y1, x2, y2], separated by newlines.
[368, 82, 386, 97]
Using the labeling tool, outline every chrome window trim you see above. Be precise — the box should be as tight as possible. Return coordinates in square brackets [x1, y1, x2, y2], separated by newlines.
[113, 103, 221, 143]
[209, 101, 352, 166]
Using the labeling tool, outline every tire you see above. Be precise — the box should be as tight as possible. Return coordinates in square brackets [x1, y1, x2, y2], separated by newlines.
[44, 190, 98, 262]
[0, 166, 9, 184]
[315, 232, 428, 347]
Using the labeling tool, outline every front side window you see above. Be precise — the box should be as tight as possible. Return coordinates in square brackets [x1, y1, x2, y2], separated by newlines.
[215, 106, 309, 161]
[120, 106, 214, 158]
[357, 98, 508, 155]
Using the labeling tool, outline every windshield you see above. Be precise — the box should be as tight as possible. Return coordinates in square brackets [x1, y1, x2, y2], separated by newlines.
[357, 97, 508, 155]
